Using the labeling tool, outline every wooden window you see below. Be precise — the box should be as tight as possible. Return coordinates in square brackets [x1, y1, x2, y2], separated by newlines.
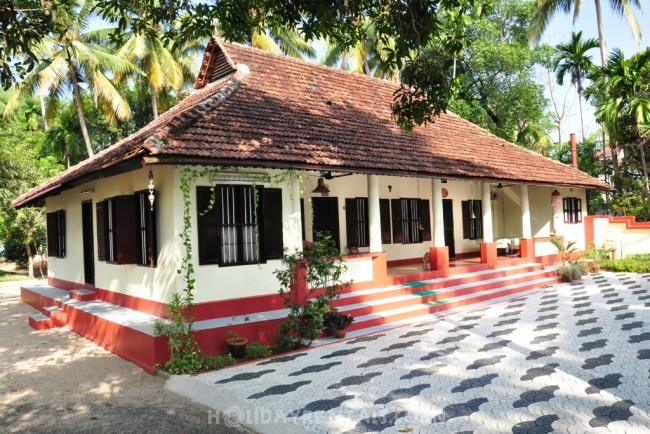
[391, 198, 430, 244]
[380, 198, 391, 244]
[462, 200, 483, 240]
[96, 196, 138, 264]
[563, 197, 582, 223]
[136, 191, 158, 267]
[197, 185, 283, 266]
[345, 198, 369, 248]
[46, 210, 66, 258]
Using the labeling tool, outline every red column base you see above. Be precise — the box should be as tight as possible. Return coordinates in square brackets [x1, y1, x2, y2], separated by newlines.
[480, 242, 498, 269]
[371, 252, 388, 287]
[520, 238, 535, 261]
[429, 246, 450, 278]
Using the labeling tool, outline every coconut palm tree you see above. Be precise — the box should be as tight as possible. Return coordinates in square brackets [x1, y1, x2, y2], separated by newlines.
[251, 24, 316, 60]
[529, 0, 642, 66]
[595, 48, 650, 215]
[321, 19, 399, 81]
[4, 0, 139, 158]
[552, 31, 599, 144]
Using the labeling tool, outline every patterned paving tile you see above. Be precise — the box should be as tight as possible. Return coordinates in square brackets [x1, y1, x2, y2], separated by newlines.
[188, 272, 650, 434]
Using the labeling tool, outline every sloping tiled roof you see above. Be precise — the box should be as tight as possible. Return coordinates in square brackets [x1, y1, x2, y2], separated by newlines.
[14, 37, 609, 207]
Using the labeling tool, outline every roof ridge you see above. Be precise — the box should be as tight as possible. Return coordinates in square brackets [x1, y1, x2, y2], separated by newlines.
[144, 64, 250, 154]
[221, 39, 403, 88]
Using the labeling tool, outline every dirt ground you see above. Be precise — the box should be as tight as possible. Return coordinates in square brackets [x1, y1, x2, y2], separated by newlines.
[0, 281, 251, 433]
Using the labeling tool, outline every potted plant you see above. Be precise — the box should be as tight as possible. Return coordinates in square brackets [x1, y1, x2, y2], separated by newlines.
[226, 316, 249, 358]
[327, 311, 354, 338]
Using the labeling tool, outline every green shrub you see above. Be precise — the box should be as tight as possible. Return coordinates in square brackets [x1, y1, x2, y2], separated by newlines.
[245, 341, 272, 360]
[600, 254, 650, 273]
[556, 262, 582, 282]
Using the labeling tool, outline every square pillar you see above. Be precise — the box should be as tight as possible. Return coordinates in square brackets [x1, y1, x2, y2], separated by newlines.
[371, 252, 388, 287]
[429, 246, 450, 278]
[520, 238, 536, 261]
[480, 242, 498, 269]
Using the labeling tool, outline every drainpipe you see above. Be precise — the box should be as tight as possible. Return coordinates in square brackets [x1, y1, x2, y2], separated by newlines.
[570, 133, 578, 169]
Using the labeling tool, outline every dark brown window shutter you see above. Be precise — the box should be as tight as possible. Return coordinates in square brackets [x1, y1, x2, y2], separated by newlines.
[345, 198, 358, 247]
[197, 186, 221, 265]
[391, 199, 403, 243]
[149, 200, 158, 266]
[462, 201, 471, 240]
[46, 212, 59, 257]
[114, 195, 137, 264]
[474, 200, 483, 239]
[420, 199, 431, 241]
[300, 198, 305, 241]
[380, 199, 391, 244]
[262, 188, 283, 260]
[96, 202, 106, 261]
[58, 210, 66, 257]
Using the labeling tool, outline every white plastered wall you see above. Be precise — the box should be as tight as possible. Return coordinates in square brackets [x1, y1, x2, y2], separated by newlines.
[592, 217, 650, 258]
[45, 166, 180, 304]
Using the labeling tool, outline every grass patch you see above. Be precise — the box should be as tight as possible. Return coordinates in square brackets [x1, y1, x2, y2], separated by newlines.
[600, 254, 650, 273]
[0, 269, 32, 283]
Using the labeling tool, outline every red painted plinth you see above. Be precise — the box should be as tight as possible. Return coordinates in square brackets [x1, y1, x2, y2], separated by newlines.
[520, 238, 535, 260]
[429, 246, 450, 278]
[480, 242, 498, 269]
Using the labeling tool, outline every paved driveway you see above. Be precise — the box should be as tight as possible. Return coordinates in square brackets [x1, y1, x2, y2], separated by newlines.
[179, 272, 650, 433]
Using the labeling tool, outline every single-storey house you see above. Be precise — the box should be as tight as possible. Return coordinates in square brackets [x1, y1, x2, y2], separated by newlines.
[15, 37, 611, 373]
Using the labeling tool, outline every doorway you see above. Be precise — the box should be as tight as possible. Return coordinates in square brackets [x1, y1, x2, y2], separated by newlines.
[311, 197, 340, 250]
[443, 199, 455, 258]
[81, 201, 95, 285]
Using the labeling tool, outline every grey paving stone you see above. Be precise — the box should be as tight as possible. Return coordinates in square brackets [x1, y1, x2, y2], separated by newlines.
[432, 397, 488, 422]
[448, 323, 478, 333]
[288, 361, 342, 376]
[521, 363, 559, 381]
[629, 332, 650, 344]
[530, 333, 559, 344]
[526, 346, 559, 360]
[487, 328, 516, 338]
[400, 364, 446, 380]
[578, 327, 603, 337]
[421, 345, 460, 361]
[535, 314, 558, 322]
[512, 414, 559, 434]
[342, 410, 407, 434]
[437, 333, 470, 345]
[345, 334, 385, 344]
[575, 309, 596, 316]
[380, 340, 419, 352]
[621, 322, 644, 331]
[399, 329, 431, 338]
[478, 340, 511, 352]
[513, 385, 559, 408]
[637, 349, 650, 360]
[451, 373, 499, 393]
[327, 372, 382, 389]
[321, 346, 366, 359]
[573, 302, 592, 308]
[374, 383, 430, 404]
[575, 317, 598, 326]
[615, 312, 636, 320]
[467, 355, 506, 370]
[215, 369, 275, 384]
[357, 354, 403, 368]
[585, 373, 623, 394]
[534, 322, 558, 332]
[589, 400, 635, 428]
[248, 380, 311, 399]
[579, 339, 609, 352]
[287, 395, 354, 417]
[257, 352, 307, 365]
[582, 354, 615, 369]
[538, 306, 558, 313]
[610, 305, 629, 311]
[494, 318, 520, 327]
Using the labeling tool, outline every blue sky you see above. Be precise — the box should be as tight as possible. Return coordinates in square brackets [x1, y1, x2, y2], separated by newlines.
[538, 4, 647, 142]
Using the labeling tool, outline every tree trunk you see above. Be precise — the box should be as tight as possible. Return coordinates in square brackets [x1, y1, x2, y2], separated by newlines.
[577, 86, 586, 145]
[69, 63, 94, 158]
[35, 242, 44, 279]
[149, 81, 159, 119]
[637, 139, 650, 217]
[594, 0, 607, 66]
[40, 94, 48, 130]
[26, 244, 34, 279]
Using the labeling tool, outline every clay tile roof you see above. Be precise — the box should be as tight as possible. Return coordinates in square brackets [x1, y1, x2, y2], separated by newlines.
[14, 36, 610, 208]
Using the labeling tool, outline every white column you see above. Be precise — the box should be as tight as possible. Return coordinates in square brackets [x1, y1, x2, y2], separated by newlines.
[286, 177, 303, 252]
[481, 182, 494, 243]
[520, 185, 532, 239]
[432, 179, 445, 247]
[368, 174, 382, 253]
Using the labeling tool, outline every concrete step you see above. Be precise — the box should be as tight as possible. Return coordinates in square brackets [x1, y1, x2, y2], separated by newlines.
[43, 305, 66, 326]
[69, 289, 96, 302]
[28, 313, 58, 330]
[347, 275, 560, 332]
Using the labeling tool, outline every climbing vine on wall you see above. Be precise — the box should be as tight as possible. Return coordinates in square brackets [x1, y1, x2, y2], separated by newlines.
[154, 166, 302, 374]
